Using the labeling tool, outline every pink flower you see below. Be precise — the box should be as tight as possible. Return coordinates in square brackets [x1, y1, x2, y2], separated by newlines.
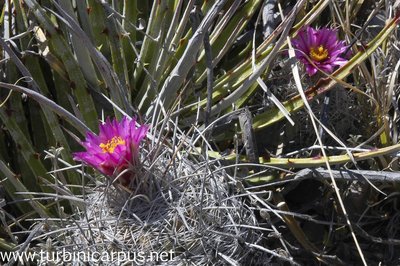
[292, 26, 348, 76]
[73, 116, 148, 185]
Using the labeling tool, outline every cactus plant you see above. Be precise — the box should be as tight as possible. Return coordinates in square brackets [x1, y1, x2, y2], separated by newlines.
[0, 0, 400, 264]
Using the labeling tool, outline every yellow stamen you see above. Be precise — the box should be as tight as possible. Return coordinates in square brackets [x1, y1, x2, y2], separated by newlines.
[99, 136, 125, 153]
[309, 45, 329, 62]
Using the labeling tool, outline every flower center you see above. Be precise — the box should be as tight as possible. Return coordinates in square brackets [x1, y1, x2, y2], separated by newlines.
[99, 136, 125, 153]
[309, 45, 329, 62]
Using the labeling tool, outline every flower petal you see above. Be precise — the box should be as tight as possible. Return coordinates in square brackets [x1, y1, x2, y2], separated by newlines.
[305, 64, 318, 76]
[73, 116, 148, 181]
[292, 26, 348, 76]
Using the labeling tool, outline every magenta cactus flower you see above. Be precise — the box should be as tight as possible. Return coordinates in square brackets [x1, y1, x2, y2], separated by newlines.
[292, 26, 348, 76]
[73, 116, 148, 185]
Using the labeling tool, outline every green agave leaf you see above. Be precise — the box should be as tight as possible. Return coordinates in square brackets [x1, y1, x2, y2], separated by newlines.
[180, 45, 274, 116]
[0, 108, 51, 192]
[0, 27, 80, 186]
[87, 0, 110, 58]
[0, 238, 16, 252]
[122, 0, 138, 83]
[0, 82, 90, 134]
[291, 0, 330, 32]
[0, 160, 50, 218]
[0, 127, 9, 162]
[146, 0, 228, 118]
[134, 0, 178, 111]
[59, 0, 99, 92]
[141, 0, 191, 109]
[156, 0, 215, 84]
[206, 143, 400, 168]
[2, 2, 39, 188]
[23, 0, 98, 130]
[101, 2, 130, 95]
[76, 0, 95, 43]
[49, 0, 131, 115]
[195, 0, 263, 84]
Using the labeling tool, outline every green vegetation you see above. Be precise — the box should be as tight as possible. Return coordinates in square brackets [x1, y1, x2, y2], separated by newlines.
[0, 0, 399, 264]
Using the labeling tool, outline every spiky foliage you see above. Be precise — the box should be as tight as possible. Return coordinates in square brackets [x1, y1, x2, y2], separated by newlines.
[0, 0, 400, 265]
